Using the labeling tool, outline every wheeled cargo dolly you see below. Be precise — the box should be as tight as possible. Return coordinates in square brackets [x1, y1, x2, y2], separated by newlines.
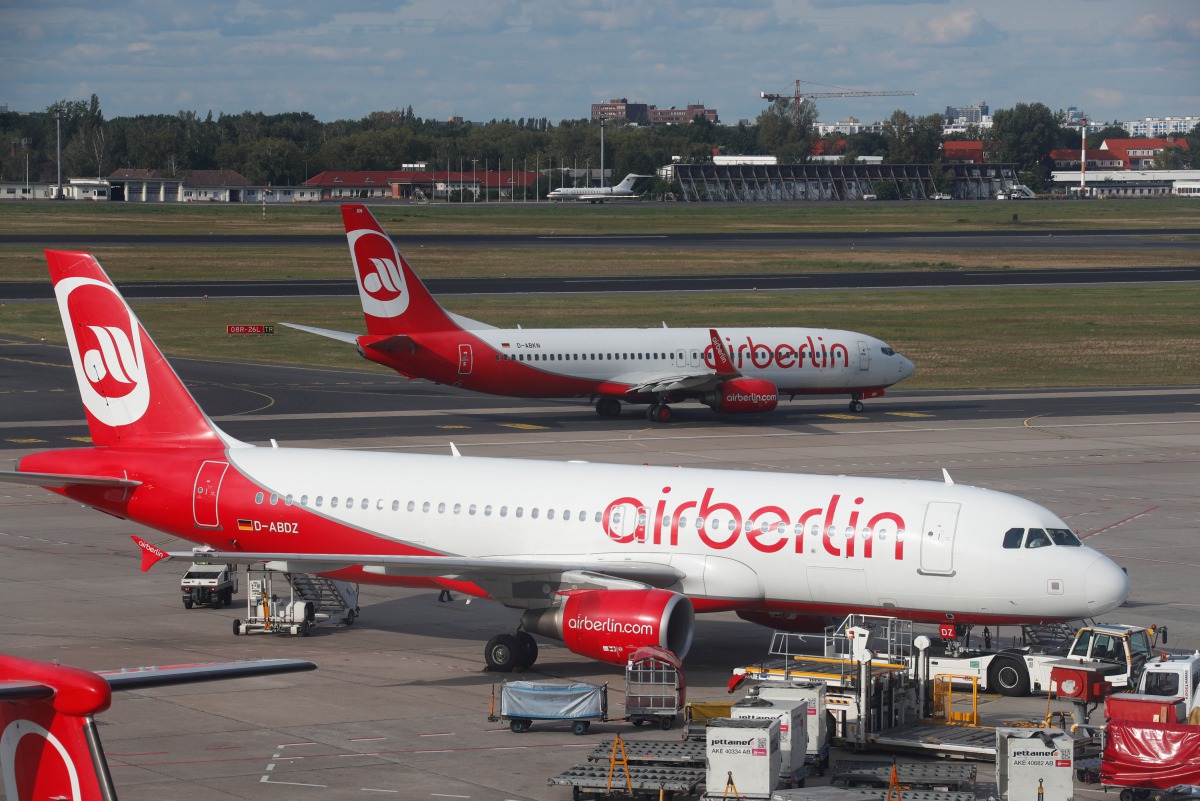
[489, 680, 608, 734]
[625, 646, 686, 730]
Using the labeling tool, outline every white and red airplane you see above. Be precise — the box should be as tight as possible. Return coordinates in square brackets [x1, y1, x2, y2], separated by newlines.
[0, 653, 312, 801]
[280, 204, 915, 422]
[2, 250, 1128, 673]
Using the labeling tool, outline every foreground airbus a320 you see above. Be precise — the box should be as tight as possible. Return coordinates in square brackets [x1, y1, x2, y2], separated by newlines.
[2, 250, 1128, 672]
[282, 205, 915, 422]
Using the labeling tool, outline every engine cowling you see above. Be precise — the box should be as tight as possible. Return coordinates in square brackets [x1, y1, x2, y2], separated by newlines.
[520, 589, 694, 665]
[705, 378, 779, 414]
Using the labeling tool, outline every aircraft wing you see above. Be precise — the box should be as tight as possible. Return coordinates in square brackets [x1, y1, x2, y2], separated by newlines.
[133, 536, 683, 588]
[625, 371, 727, 395]
[278, 322, 360, 345]
[0, 470, 141, 489]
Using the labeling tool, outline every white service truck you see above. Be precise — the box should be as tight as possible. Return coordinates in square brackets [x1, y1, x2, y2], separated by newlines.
[180, 563, 238, 609]
[1135, 650, 1200, 717]
[926, 622, 1162, 697]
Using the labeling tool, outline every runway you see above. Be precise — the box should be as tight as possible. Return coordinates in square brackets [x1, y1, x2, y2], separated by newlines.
[2, 375, 1198, 800]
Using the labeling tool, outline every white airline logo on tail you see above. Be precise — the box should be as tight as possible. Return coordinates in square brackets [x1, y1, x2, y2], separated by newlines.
[55, 277, 149, 427]
[0, 719, 83, 801]
[349, 229, 410, 318]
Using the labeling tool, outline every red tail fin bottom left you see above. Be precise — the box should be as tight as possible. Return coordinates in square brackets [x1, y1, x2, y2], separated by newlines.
[46, 250, 226, 449]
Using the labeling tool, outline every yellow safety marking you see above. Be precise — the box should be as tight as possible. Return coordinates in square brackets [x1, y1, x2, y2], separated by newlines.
[7, 438, 47, 444]
[65, 436, 93, 443]
[498, 423, 548, 430]
[436, 425, 470, 430]
[886, 411, 934, 418]
[819, 414, 867, 420]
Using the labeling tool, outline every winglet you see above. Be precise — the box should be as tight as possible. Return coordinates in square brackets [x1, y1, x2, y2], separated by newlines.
[707, 329, 740, 377]
[942, 468, 954, 485]
[132, 535, 171, 572]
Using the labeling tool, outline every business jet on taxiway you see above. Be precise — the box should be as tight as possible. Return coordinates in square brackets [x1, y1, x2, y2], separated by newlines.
[546, 172, 651, 202]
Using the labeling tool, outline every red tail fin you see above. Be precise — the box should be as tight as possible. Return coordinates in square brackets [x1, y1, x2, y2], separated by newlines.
[0, 654, 114, 801]
[341, 204, 457, 336]
[46, 250, 223, 448]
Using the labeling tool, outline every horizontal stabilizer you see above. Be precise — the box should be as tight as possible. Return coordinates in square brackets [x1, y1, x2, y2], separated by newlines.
[0, 470, 141, 489]
[99, 658, 315, 691]
[0, 681, 56, 702]
[278, 322, 361, 344]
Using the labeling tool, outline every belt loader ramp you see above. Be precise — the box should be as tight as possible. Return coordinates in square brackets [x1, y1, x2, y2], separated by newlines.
[233, 566, 359, 636]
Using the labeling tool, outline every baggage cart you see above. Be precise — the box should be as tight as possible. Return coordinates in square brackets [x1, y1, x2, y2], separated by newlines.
[489, 679, 608, 734]
[684, 700, 734, 740]
[625, 646, 685, 730]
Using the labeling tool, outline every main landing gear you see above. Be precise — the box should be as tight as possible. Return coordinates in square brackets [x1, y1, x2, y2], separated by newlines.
[595, 397, 622, 418]
[484, 631, 539, 672]
[646, 403, 673, 423]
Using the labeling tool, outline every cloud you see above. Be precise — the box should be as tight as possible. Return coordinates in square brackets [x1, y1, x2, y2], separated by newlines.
[904, 8, 997, 46]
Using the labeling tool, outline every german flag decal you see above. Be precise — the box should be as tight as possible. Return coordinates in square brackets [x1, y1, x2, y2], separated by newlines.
[237, 519, 254, 531]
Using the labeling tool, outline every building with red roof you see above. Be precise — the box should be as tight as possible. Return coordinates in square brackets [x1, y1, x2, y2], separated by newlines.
[941, 141, 984, 164]
[1099, 137, 1190, 169]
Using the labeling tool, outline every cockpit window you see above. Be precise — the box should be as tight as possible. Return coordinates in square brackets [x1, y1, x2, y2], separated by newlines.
[1048, 528, 1083, 547]
[881, 347, 895, 356]
[1025, 528, 1052, 549]
[1003, 528, 1024, 549]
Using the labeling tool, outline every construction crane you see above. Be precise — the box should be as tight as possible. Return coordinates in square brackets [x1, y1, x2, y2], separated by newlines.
[760, 80, 915, 125]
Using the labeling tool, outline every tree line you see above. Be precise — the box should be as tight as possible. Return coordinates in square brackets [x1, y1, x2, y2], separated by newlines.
[2, 94, 1196, 194]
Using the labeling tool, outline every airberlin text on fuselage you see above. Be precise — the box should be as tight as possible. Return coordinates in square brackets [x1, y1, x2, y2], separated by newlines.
[705, 336, 851, 372]
[602, 487, 907, 558]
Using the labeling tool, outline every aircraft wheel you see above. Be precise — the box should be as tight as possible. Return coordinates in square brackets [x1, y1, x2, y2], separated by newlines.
[654, 404, 673, 423]
[515, 631, 538, 669]
[849, 399, 864, 413]
[485, 633, 522, 672]
[646, 403, 659, 421]
[596, 398, 621, 418]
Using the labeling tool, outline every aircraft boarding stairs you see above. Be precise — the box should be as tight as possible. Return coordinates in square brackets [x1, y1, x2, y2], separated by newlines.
[234, 566, 360, 637]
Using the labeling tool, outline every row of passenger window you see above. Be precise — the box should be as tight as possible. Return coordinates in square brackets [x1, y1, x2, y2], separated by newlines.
[498, 351, 699, 363]
[255, 491, 602, 522]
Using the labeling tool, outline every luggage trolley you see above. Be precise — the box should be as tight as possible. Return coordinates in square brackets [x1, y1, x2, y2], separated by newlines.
[489, 680, 609, 734]
[625, 646, 686, 730]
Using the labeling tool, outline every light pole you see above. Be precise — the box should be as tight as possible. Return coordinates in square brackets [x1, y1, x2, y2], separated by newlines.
[471, 158, 478, 202]
[55, 111, 63, 199]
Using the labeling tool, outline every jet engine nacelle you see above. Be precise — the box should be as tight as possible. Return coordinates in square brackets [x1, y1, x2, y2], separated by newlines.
[705, 378, 779, 414]
[520, 588, 695, 665]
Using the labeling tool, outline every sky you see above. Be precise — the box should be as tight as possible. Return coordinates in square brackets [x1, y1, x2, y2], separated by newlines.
[1, 1, 1197, 128]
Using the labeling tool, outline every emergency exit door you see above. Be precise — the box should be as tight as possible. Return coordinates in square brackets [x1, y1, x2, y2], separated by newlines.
[193, 460, 229, 529]
[919, 501, 960, 575]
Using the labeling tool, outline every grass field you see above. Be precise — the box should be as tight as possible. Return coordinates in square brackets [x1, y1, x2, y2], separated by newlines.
[2, 196, 1199, 236]
[2, 199, 1196, 391]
